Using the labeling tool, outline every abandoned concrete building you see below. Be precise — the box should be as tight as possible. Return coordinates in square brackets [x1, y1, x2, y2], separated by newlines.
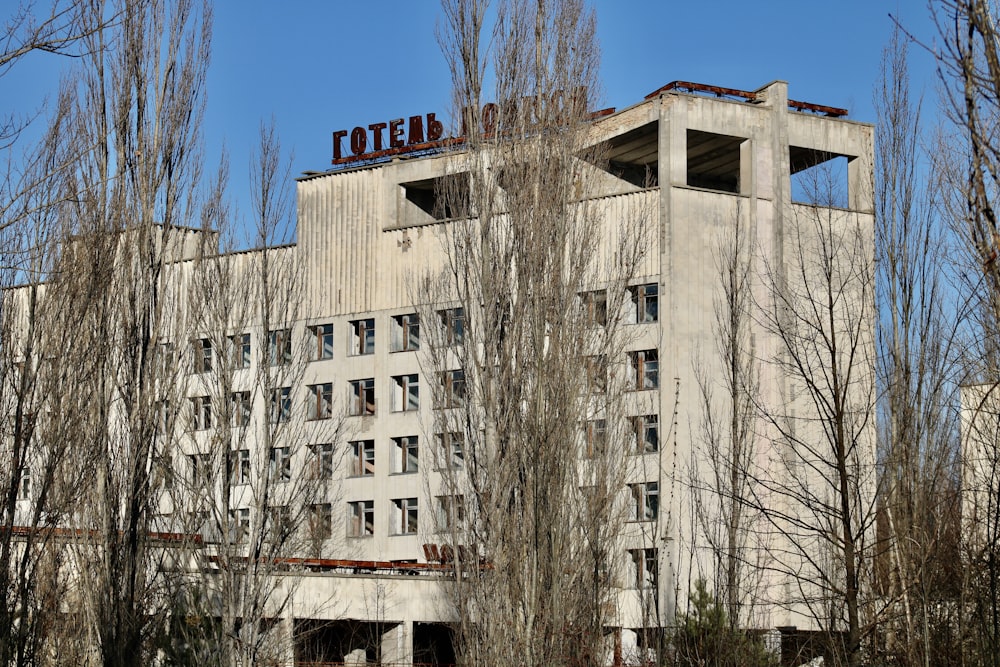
[11, 79, 875, 665]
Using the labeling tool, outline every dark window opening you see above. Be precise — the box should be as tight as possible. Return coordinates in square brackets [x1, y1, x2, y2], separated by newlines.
[403, 173, 470, 221]
[687, 129, 744, 193]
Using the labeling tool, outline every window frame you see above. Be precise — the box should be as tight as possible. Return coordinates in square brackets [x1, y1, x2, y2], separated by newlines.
[349, 378, 376, 416]
[630, 283, 659, 323]
[270, 387, 292, 423]
[633, 414, 659, 453]
[629, 349, 659, 390]
[309, 503, 333, 540]
[309, 443, 335, 480]
[191, 396, 212, 431]
[349, 500, 375, 537]
[630, 481, 659, 522]
[307, 382, 334, 420]
[392, 313, 420, 352]
[393, 497, 419, 535]
[580, 289, 608, 327]
[309, 323, 335, 361]
[439, 307, 465, 346]
[393, 435, 419, 474]
[269, 446, 291, 483]
[229, 333, 251, 370]
[192, 338, 213, 374]
[349, 318, 376, 356]
[349, 439, 376, 477]
[392, 373, 420, 412]
[438, 369, 466, 408]
[269, 329, 292, 366]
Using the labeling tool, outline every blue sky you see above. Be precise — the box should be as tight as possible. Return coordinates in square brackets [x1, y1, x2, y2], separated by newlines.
[3, 1, 941, 226]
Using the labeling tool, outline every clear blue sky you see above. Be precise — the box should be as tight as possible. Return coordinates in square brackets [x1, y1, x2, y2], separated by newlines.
[2, 1, 940, 228]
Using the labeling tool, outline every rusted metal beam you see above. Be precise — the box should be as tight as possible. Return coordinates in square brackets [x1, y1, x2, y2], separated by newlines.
[645, 80, 848, 118]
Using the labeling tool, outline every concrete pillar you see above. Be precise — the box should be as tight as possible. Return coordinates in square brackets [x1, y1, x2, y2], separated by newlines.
[380, 620, 413, 666]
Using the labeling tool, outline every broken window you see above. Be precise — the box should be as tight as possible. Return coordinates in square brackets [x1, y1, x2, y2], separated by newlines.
[307, 382, 334, 420]
[350, 378, 376, 416]
[309, 323, 334, 361]
[269, 446, 291, 482]
[192, 338, 213, 374]
[393, 435, 419, 474]
[630, 482, 659, 521]
[188, 453, 210, 489]
[229, 333, 251, 369]
[230, 448, 251, 486]
[633, 414, 659, 453]
[393, 497, 419, 535]
[350, 318, 375, 356]
[630, 283, 658, 323]
[436, 494, 465, 532]
[391, 313, 420, 352]
[231, 391, 252, 428]
[392, 374, 420, 412]
[435, 432, 464, 469]
[309, 503, 333, 540]
[629, 548, 658, 589]
[580, 290, 608, 327]
[438, 369, 465, 408]
[584, 355, 607, 394]
[229, 508, 250, 543]
[269, 329, 292, 366]
[270, 387, 291, 423]
[191, 396, 212, 431]
[439, 307, 465, 346]
[583, 419, 607, 458]
[629, 350, 659, 390]
[350, 440, 375, 477]
[309, 443, 334, 480]
[349, 500, 375, 537]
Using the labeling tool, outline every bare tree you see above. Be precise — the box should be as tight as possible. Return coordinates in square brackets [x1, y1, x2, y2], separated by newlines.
[691, 206, 765, 636]
[428, 1, 653, 666]
[754, 168, 878, 667]
[874, 24, 964, 667]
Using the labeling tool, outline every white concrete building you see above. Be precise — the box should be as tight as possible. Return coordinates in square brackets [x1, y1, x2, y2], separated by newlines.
[11, 79, 875, 665]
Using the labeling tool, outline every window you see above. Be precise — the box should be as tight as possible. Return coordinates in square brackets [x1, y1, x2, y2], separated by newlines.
[270, 387, 291, 423]
[392, 313, 420, 352]
[349, 500, 375, 537]
[310, 443, 334, 480]
[229, 333, 251, 369]
[191, 396, 212, 431]
[439, 307, 465, 345]
[17, 468, 29, 501]
[269, 329, 292, 366]
[436, 495, 465, 532]
[630, 482, 659, 521]
[158, 342, 176, 375]
[392, 374, 419, 412]
[189, 454, 210, 488]
[349, 440, 375, 477]
[230, 449, 251, 486]
[630, 283, 658, 323]
[438, 369, 465, 408]
[157, 400, 172, 433]
[580, 290, 607, 327]
[629, 548, 658, 589]
[309, 323, 334, 361]
[393, 435, 418, 474]
[629, 349, 659, 390]
[393, 498, 419, 535]
[307, 382, 333, 420]
[585, 355, 606, 394]
[309, 503, 333, 540]
[350, 318, 375, 356]
[435, 432, 464, 469]
[192, 338, 213, 373]
[350, 378, 376, 416]
[229, 508, 250, 543]
[231, 391, 252, 428]
[269, 446, 291, 482]
[583, 419, 607, 458]
[153, 456, 173, 489]
[633, 415, 659, 453]
[268, 505, 293, 541]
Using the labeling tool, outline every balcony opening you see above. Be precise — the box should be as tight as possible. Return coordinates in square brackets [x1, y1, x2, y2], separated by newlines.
[687, 129, 745, 194]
